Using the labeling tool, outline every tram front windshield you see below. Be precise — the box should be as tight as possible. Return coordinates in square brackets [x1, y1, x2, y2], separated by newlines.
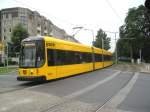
[19, 40, 45, 68]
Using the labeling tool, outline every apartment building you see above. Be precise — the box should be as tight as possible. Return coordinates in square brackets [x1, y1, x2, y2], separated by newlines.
[0, 7, 78, 63]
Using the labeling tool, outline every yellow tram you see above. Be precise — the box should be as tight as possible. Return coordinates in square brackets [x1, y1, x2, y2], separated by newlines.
[17, 36, 113, 81]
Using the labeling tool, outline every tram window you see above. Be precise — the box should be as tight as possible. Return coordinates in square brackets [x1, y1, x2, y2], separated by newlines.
[47, 49, 55, 66]
[55, 49, 93, 65]
[74, 52, 81, 64]
[81, 53, 87, 63]
[94, 54, 102, 62]
[66, 51, 76, 64]
[86, 53, 92, 62]
[36, 40, 45, 67]
[103, 55, 112, 61]
[56, 50, 66, 65]
[88, 53, 92, 62]
[104, 55, 107, 61]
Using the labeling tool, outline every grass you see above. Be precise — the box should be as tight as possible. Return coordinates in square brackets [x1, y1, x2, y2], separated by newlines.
[0, 67, 17, 74]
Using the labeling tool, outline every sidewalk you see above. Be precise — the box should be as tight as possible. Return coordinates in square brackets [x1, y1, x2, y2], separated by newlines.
[140, 63, 150, 73]
[0, 65, 18, 69]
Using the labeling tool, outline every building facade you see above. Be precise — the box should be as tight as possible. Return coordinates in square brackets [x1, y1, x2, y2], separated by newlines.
[0, 7, 78, 63]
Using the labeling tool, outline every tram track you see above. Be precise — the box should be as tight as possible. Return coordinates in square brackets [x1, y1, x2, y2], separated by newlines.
[39, 71, 125, 112]
[93, 72, 138, 112]
[93, 73, 135, 112]
[39, 71, 135, 112]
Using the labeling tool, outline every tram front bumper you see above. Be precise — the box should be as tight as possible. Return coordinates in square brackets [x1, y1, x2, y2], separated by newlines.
[17, 76, 46, 81]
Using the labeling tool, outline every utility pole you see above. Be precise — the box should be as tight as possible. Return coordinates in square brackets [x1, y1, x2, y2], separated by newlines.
[6, 42, 8, 69]
[104, 31, 118, 64]
[3, 41, 6, 67]
[139, 49, 142, 62]
[114, 33, 118, 64]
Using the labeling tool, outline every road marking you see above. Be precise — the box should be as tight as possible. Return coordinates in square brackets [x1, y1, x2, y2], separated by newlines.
[64, 71, 121, 99]
[40, 71, 120, 112]
[96, 72, 139, 112]
[103, 68, 120, 72]
[116, 109, 133, 112]
[121, 71, 133, 74]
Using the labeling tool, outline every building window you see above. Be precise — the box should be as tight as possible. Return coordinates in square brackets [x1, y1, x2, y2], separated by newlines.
[12, 12, 18, 18]
[37, 23, 40, 27]
[8, 13, 11, 18]
[37, 30, 41, 35]
[4, 36, 6, 40]
[6, 14, 8, 18]
[10, 28, 11, 32]
[29, 14, 33, 20]
[4, 28, 6, 32]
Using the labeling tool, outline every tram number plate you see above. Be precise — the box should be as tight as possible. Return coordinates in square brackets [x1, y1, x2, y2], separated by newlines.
[46, 43, 55, 47]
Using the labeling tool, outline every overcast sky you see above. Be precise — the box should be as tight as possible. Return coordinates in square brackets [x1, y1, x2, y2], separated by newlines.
[1, 0, 144, 51]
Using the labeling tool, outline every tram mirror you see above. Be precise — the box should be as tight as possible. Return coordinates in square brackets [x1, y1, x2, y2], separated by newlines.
[37, 57, 41, 61]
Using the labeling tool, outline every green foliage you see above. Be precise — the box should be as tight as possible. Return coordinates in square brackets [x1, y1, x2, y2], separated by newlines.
[93, 29, 111, 50]
[0, 67, 17, 74]
[118, 5, 150, 62]
[11, 24, 29, 52]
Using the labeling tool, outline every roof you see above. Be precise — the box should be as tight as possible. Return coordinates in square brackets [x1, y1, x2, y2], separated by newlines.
[22, 36, 112, 54]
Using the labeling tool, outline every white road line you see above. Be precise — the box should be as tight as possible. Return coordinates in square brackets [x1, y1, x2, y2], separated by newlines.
[64, 71, 121, 99]
[96, 72, 139, 112]
[116, 109, 133, 112]
[103, 68, 120, 72]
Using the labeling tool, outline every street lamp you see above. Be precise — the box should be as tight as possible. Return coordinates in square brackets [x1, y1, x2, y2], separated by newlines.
[72, 26, 83, 38]
[72, 27, 95, 46]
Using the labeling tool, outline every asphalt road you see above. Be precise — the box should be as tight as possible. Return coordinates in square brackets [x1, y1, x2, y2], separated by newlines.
[0, 64, 150, 112]
[0, 71, 48, 93]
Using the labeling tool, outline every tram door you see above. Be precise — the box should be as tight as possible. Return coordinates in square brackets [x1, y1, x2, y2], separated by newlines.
[92, 47, 95, 70]
[47, 49, 57, 79]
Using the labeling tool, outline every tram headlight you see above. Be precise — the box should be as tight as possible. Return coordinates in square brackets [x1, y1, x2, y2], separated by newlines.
[30, 69, 33, 75]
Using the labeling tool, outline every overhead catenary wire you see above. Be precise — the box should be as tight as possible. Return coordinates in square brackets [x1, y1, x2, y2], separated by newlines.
[104, 0, 122, 22]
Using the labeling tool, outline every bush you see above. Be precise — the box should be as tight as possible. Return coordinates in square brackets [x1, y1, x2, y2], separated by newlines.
[8, 61, 18, 65]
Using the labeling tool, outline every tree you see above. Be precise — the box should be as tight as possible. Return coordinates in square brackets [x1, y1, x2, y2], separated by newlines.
[118, 5, 150, 62]
[11, 24, 29, 52]
[93, 29, 111, 50]
[145, 0, 150, 10]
